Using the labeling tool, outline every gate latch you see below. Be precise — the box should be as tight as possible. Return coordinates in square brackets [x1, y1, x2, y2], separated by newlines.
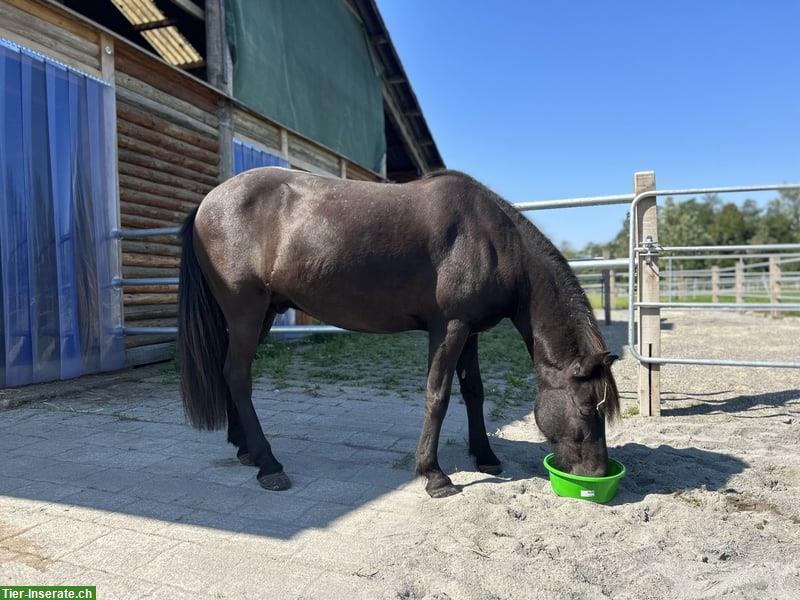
[638, 236, 662, 266]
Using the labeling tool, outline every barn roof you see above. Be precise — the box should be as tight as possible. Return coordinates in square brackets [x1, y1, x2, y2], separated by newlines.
[60, 0, 445, 180]
[347, 0, 446, 180]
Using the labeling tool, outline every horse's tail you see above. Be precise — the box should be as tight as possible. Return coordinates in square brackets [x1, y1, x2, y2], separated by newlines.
[177, 207, 229, 430]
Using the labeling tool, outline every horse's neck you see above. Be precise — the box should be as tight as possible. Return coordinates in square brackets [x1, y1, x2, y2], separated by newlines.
[516, 257, 591, 375]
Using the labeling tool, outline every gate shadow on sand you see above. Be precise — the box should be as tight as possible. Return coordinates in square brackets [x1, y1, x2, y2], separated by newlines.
[662, 388, 800, 418]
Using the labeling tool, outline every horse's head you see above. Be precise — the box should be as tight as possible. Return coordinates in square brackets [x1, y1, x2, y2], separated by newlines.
[534, 352, 620, 476]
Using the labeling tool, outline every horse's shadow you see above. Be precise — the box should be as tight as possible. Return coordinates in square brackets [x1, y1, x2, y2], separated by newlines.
[438, 436, 747, 505]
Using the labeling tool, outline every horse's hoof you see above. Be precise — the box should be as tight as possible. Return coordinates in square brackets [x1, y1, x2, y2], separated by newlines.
[258, 470, 292, 491]
[237, 450, 255, 466]
[476, 462, 503, 475]
[427, 483, 461, 499]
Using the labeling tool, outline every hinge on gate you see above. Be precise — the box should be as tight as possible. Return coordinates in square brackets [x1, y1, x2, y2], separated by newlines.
[637, 236, 662, 266]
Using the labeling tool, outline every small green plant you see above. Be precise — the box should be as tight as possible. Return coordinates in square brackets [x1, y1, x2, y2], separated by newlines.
[623, 405, 640, 417]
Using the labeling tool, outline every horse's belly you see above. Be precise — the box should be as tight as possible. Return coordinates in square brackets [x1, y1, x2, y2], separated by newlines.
[271, 269, 432, 333]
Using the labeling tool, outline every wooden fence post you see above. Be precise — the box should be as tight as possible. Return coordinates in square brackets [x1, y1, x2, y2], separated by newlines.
[735, 259, 744, 306]
[602, 270, 611, 325]
[609, 269, 617, 310]
[667, 258, 673, 302]
[769, 256, 781, 318]
[635, 171, 660, 417]
[711, 266, 720, 303]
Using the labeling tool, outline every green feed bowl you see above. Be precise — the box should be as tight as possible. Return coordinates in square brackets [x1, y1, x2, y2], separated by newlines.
[543, 453, 626, 503]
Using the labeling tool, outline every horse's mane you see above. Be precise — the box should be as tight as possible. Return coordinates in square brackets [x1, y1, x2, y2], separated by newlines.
[422, 170, 620, 421]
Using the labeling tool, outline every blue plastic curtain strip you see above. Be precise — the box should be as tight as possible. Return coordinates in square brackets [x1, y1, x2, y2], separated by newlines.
[0, 38, 123, 387]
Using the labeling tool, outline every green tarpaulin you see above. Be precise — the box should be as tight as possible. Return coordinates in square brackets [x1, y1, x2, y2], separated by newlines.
[226, 0, 385, 173]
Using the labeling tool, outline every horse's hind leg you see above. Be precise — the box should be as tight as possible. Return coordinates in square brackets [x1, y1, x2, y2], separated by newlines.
[223, 303, 290, 491]
[417, 320, 470, 498]
[226, 311, 274, 467]
[456, 335, 502, 475]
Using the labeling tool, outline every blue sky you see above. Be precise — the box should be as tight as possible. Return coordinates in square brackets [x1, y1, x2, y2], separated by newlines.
[376, 1, 800, 249]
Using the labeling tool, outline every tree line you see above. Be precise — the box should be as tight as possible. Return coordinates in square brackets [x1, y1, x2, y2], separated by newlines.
[561, 188, 800, 269]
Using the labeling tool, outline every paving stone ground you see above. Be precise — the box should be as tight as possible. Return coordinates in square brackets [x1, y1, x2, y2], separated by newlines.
[1, 311, 799, 599]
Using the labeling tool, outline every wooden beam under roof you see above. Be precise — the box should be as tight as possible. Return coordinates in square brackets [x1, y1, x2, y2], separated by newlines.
[166, 0, 203, 20]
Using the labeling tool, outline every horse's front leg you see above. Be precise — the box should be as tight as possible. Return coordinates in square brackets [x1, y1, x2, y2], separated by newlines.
[456, 334, 502, 475]
[417, 320, 470, 498]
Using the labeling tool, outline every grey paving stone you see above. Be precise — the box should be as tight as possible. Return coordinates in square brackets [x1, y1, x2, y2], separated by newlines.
[0, 475, 32, 494]
[343, 464, 417, 490]
[121, 473, 200, 504]
[1, 456, 100, 485]
[75, 468, 147, 493]
[57, 489, 138, 514]
[100, 449, 172, 470]
[53, 564, 157, 599]
[282, 452, 364, 481]
[83, 430, 180, 453]
[132, 540, 246, 591]
[344, 430, 403, 450]
[292, 477, 383, 507]
[348, 447, 408, 467]
[230, 489, 318, 526]
[8, 438, 86, 459]
[143, 585, 215, 600]
[13, 480, 86, 504]
[137, 454, 209, 477]
[85, 499, 194, 535]
[288, 530, 381, 575]
[152, 510, 254, 543]
[192, 461, 261, 487]
[63, 529, 179, 575]
[207, 556, 321, 600]
[0, 432, 47, 452]
[4, 516, 111, 559]
[172, 480, 251, 514]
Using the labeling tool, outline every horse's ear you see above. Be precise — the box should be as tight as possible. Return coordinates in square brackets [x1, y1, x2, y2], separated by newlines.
[571, 352, 617, 379]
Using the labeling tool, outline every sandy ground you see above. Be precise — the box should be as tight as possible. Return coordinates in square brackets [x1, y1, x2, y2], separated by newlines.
[1, 310, 799, 599]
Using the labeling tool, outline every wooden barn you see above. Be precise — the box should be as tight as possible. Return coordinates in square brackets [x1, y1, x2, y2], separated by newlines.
[0, 0, 444, 387]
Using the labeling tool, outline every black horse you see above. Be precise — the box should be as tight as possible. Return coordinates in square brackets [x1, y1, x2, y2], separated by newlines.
[177, 168, 620, 498]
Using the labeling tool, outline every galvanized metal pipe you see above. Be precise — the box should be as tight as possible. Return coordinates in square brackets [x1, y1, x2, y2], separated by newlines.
[661, 243, 800, 253]
[568, 258, 628, 270]
[113, 227, 181, 238]
[636, 302, 800, 311]
[114, 277, 180, 286]
[514, 193, 634, 212]
[123, 325, 348, 336]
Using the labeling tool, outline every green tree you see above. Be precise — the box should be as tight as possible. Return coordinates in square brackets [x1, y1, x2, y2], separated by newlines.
[740, 198, 761, 241]
[709, 203, 747, 245]
[659, 197, 713, 247]
[753, 199, 794, 243]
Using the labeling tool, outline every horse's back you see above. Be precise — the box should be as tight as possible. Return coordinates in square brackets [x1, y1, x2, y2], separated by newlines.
[194, 168, 527, 332]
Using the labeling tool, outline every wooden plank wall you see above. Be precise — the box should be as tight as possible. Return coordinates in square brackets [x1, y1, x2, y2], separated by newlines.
[114, 44, 220, 362]
[0, 0, 101, 76]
